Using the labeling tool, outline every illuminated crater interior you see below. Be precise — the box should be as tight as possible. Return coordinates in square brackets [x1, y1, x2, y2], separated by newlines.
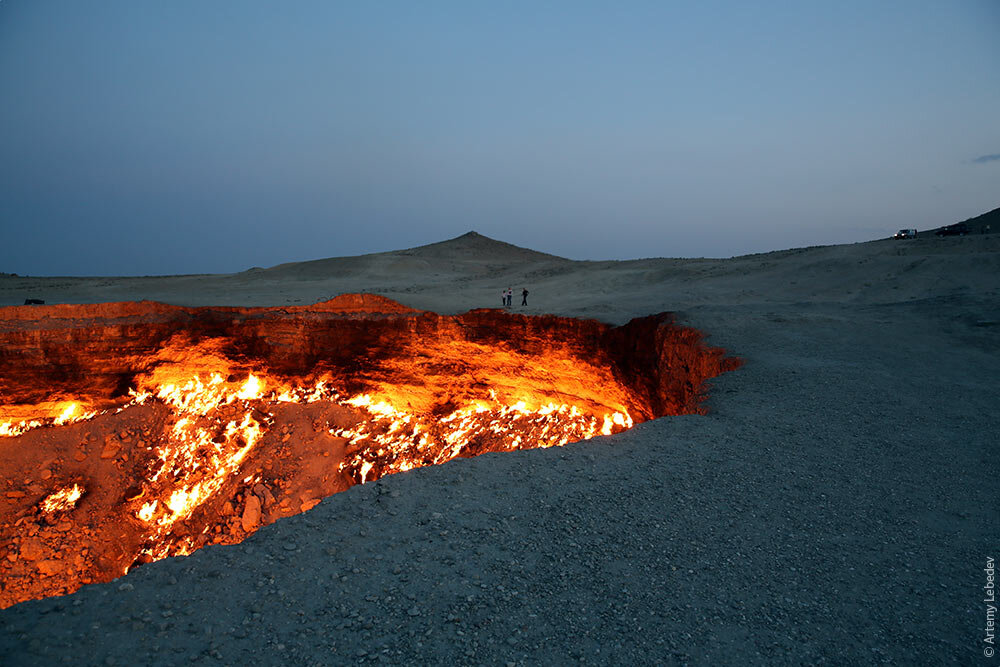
[0, 294, 740, 608]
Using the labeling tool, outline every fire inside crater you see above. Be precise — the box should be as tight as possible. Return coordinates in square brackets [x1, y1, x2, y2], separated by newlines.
[0, 294, 740, 608]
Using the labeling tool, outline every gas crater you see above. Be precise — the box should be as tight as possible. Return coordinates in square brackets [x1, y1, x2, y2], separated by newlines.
[0, 294, 740, 608]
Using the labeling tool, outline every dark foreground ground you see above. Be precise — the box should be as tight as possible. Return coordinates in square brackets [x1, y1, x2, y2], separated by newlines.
[1, 290, 997, 665]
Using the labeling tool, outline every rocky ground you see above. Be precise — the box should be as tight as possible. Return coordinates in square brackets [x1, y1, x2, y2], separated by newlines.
[1, 234, 997, 664]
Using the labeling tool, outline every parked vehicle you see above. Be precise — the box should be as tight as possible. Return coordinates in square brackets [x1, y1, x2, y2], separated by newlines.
[893, 229, 917, 239]
[935, 222, 969, 236]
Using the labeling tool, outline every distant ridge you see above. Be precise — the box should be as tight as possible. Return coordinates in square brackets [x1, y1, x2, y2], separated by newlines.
[397, 231, 569, 262]
[920, 205, 999, 237]
[253, 231, 569, 278]
[954, 206, 1000, 233]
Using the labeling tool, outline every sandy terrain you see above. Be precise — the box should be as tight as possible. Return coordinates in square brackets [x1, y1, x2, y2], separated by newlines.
[1, 232, 998, 665]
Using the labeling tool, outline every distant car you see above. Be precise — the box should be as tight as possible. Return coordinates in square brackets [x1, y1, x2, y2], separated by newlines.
[893, 229, 917, 239]
[935, 223, 969, 237]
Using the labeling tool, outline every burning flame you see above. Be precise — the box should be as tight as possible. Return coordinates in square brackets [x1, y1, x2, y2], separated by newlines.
[53, 403, 78, 425]
[130, 374, 272, 560]
[0, 421, 40, 437]
[5, 361, 634, 565]
[333, 393, 632, 484]
[40, 484, 83, 513]
[0, 401, 97, 437]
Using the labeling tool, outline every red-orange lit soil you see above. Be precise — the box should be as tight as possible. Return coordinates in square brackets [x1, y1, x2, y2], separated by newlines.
[0, 294, 739, 608]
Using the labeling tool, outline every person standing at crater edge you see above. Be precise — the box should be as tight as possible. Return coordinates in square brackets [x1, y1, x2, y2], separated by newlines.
[521, 288, 529, 306]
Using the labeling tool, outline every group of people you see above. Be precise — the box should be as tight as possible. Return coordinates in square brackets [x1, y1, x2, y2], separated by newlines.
[502, 287, 528, 307]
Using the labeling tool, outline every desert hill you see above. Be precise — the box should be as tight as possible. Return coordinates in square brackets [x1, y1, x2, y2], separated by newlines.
[250, 231, 569, 281]
[951, 204, 1000, 234]
[1, 232, 997, 321]
[909, 204, 1000, 237]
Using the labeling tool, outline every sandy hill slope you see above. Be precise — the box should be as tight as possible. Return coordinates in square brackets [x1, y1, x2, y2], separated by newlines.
[912, 204, 1000, 237]
[2, 233, 998, 317]
[951, 205, 1000, 234]
[392, 231, 569, 263]
[251, 231, 569, 281]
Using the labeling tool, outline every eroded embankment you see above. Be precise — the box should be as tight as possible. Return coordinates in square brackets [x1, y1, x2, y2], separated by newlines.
[0, 294, 740, 607]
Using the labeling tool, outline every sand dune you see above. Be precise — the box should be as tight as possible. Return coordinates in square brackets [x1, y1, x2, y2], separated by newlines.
[1, 232, 997, 664]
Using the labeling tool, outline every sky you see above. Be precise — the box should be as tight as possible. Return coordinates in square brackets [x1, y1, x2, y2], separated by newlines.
[1, 1, 998, 276]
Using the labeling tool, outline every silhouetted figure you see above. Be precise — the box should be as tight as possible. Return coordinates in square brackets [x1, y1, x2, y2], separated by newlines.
[505, 287, 513, 307]
[521, 288, 528, 306]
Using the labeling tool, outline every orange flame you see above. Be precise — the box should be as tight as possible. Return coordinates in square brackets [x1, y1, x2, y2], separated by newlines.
[7, 355, 635, 563]
[40, 484, 83, 513]
[0, 401, 97, 437]
[333, 393, 632, 484]
[130, 374, 270, 559]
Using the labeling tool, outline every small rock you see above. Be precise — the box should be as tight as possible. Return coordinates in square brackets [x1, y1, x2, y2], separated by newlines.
[20, 539, 45, 561]
[408, 607, 420, 617]
[37, 559, 64, 576]
[241, 494, 262, 532]
[253, 484, 276, 506]
[300, 498, 321, 512]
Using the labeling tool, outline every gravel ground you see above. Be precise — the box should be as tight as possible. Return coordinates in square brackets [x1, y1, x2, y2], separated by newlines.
[1, 236, 998, 665]
[1, 296, 995, 665]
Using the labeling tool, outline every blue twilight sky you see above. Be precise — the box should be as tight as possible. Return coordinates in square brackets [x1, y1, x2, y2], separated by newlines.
[1, 1, 998, 275]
